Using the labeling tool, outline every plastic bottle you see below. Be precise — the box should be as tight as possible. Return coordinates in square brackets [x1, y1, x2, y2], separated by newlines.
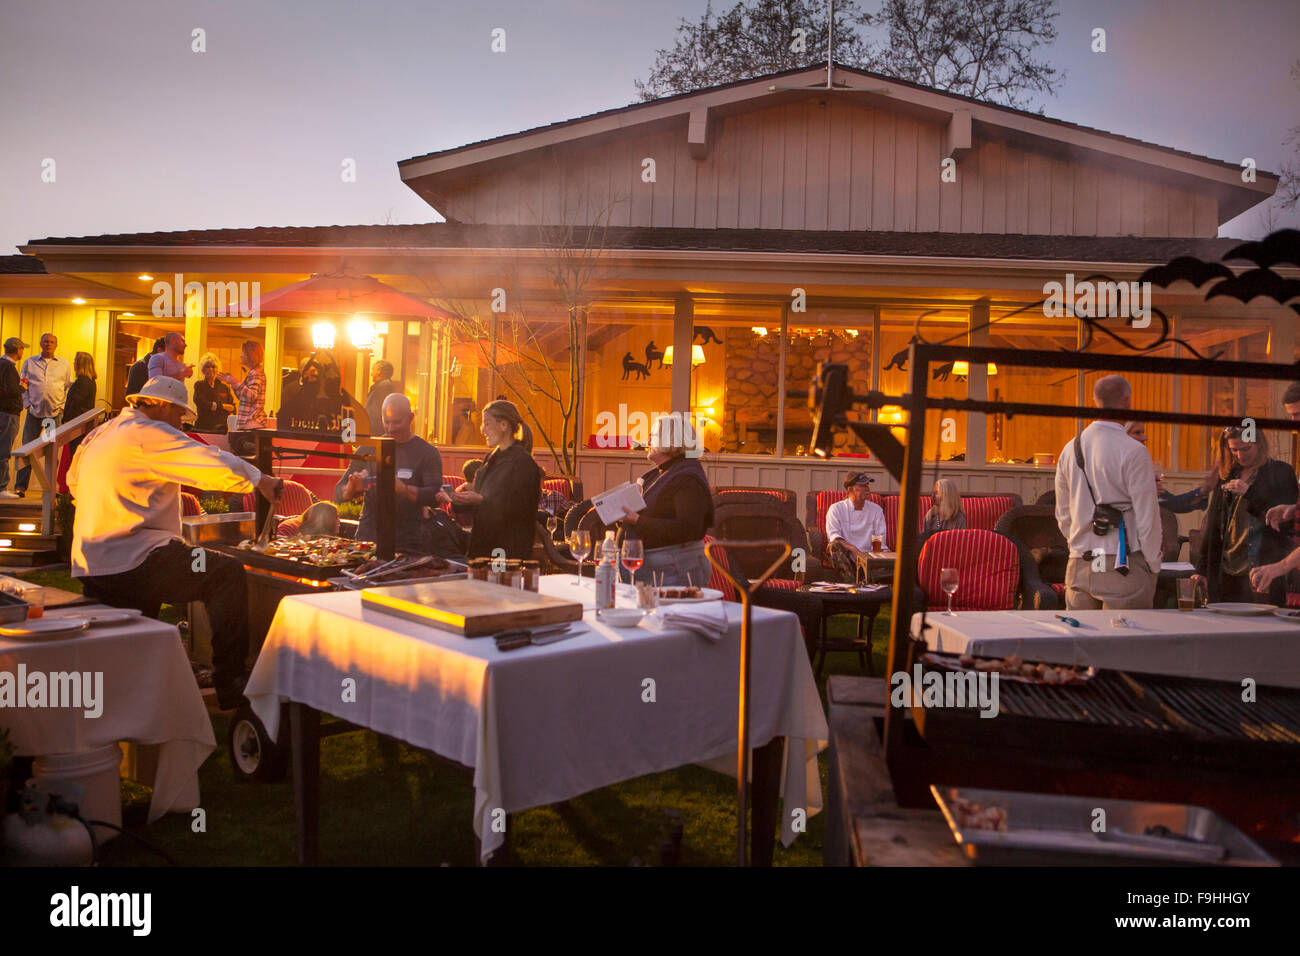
[595, 530, 617, 609]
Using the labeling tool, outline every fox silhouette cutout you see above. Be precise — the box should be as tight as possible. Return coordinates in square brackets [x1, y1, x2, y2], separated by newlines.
[645, 341, 664, 370]
[622, 351, 650, 381]
[693, 326, 722, 346]
[883, 335, 922, 371]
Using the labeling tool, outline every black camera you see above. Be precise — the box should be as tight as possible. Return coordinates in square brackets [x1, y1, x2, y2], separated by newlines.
[1090, 503, 1125, 536]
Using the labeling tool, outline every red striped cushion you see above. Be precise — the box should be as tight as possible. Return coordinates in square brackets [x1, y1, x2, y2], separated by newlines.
[1288, 592, 1300, 609]
[702, 534, 739, 602]
[963, 496, 1017, 531]
[277, 479, 315, 519]
[917, 529, 1018, 611]
[760, 577, 801, 590]
[181, 493, 204, 517]
[882, 495, 932, 550]
[1051, 582, 1066, 598]
[276, 514, 303, 537]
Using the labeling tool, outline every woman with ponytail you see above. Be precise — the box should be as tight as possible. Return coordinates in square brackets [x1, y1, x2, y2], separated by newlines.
[439, 399, 541, 560]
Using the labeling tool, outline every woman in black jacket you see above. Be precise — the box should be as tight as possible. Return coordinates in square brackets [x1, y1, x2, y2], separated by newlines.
[441, 400, 541, 560]
[63, 352, 97, 456]
[616, 414, 714, 588]
[1193, 426, 1296, 605]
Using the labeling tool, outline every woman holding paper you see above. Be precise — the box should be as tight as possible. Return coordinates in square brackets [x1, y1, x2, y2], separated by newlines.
[617, 415, 714, 587]
[439, 399, 541, 560]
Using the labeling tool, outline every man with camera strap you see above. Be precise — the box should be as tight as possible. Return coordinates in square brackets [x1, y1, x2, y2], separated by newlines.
[1054, 375, 1162, 610]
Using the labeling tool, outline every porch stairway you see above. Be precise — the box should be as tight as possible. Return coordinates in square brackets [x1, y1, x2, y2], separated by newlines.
[0, 497, 60, 567]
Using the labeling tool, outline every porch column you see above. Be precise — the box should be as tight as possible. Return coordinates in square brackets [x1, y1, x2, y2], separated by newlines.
[263, 316, 283, 417]
[672, 294, 693, 415]
[415, 320, 433, 440]
[966, 298, 989, 466]
[184, 294, 208, 408]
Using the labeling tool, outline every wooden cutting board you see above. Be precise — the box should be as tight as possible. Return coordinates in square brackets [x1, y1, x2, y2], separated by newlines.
[361, 578, 584, 636]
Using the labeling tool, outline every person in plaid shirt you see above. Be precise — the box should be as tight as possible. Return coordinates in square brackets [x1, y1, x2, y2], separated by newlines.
[218, 339, 266, 456]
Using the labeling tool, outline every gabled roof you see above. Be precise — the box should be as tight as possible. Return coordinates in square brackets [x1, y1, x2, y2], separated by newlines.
[21, 222, 1243, 265]
[397, 63, 1276, 226]
[400, 62, 1258, 176]
[0, 255, 46, 274]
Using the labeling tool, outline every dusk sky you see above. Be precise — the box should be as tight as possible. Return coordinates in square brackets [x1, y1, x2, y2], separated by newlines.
[2, 0, 1297, 254]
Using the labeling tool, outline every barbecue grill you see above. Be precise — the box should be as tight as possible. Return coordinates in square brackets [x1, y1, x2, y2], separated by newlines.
[914, 655, 1300, 773]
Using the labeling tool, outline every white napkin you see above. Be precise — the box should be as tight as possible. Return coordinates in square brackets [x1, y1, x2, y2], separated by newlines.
[660, 601, 730, 641]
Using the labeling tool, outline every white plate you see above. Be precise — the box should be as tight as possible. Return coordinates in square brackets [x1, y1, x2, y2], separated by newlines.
[0, 617, 91, 640]
[1273, 608, 1300, 623]
[657, 588, 724, 604]
[1205, 602, 1276, 616]
[49, 607, 143, 627]
[595, 608, 647, 628]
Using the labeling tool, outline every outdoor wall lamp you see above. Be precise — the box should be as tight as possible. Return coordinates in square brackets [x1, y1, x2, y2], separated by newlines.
[348, 317, 376, 350]
[312, 322, 336, 349]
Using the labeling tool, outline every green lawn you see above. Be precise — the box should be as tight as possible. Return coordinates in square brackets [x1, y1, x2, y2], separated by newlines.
[17, 568, 888, 866]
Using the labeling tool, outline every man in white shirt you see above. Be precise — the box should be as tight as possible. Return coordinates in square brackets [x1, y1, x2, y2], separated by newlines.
[147, 331, 194, 381]
[825, 472, 887, 581]
[14, 332, 74, 496]
[68, 377, 281, 709]
[1054, 375, 1162, 609]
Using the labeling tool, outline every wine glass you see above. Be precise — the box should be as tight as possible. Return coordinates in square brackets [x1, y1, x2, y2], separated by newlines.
[546, 515, 559, 541]
[621, 539, 644, 588]
[940, 567, 959, 616]
[569, 529, 592, 581]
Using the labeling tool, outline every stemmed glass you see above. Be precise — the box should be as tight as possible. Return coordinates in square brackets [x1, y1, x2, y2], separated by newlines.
[568, 529, 592, 581]
[621, 539, 644, 588]
[546, 515, 559, 541]
[940, 567, 959, 616]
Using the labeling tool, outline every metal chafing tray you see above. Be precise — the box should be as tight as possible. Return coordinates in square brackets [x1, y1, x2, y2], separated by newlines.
[182, 512, 257, 546]
[931, 786, 1278, 866]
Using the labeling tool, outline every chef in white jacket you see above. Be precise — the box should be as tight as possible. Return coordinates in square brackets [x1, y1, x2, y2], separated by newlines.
[68, 377, 281, 710]
[825, 472, 887, 581]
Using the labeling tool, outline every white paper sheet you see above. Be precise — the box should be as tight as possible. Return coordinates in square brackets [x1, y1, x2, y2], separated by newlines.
[591, 480, 647, 524]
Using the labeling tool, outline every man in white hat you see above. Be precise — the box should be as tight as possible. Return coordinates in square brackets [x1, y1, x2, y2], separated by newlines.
[68, 376, 282, 709]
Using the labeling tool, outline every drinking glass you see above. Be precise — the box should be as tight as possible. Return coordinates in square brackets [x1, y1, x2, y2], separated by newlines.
[569, 529, 592, 580]
[621, 539, 644, 587]
[940, 567, 959, 616]
[546, 516, 559, 540]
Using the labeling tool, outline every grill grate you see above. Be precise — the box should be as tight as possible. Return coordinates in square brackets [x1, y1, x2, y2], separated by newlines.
[925, 659, 1300, 745]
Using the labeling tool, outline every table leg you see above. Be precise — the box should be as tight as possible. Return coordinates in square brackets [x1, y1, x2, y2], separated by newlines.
[290, 702, 320, 866]
[750, 736, 784, 866]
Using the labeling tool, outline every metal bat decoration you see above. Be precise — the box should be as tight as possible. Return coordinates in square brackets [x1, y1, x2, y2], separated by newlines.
[1138, 228, 1300, 318]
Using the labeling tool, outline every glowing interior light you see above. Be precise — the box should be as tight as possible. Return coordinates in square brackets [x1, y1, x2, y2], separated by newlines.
[0, 539, 12, 547]
[953, 361, 970, 376]
[311, 322, 336, 350]
[18, 523, 35, 532]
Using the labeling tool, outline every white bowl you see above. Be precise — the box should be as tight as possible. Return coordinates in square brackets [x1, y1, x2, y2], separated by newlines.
[595, 608, 645, 628]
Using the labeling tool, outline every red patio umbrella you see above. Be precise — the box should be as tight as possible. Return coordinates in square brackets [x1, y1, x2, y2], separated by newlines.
[225, 268, 453, 319]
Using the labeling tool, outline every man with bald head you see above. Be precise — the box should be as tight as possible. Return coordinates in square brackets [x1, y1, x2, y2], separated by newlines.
[334, 392, 443, 553]
[147, 331, 194, 381]
[1053, 374, 1162, 609]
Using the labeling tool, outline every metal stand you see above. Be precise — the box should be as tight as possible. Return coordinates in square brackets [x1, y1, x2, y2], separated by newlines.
[704, 537, 792, 867]
[252, 428, 397, 558]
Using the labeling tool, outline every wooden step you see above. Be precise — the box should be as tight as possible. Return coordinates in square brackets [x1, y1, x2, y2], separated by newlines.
[0, 516, 49, 533]
[0, 547, 60, 568]
[0, 533, 59, 549]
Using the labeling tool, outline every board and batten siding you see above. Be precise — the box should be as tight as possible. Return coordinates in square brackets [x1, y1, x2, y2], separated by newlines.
[439, 98, 1217, 238]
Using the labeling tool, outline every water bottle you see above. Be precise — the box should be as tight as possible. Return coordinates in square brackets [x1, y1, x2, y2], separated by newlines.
[595, 531, 617, 610]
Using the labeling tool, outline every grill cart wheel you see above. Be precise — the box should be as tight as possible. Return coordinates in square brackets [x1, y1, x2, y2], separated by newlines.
[228, 703, 288, 782]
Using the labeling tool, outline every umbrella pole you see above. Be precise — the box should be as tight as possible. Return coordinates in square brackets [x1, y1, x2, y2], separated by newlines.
[705, 539, 792, 867]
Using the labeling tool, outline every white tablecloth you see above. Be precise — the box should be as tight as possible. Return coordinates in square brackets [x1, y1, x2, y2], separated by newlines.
[0, 607, 215, 821]
[913, 609, 1300, 687]
[247, 574, 828, 861]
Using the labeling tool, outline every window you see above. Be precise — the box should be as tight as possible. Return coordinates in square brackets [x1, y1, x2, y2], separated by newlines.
[1179, 315, 1272, 473]
[878, 309, 967, 462]
[583, 307, 674, 450]
[984, 312, 1077, 465]
[781, 310, 874, 457]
